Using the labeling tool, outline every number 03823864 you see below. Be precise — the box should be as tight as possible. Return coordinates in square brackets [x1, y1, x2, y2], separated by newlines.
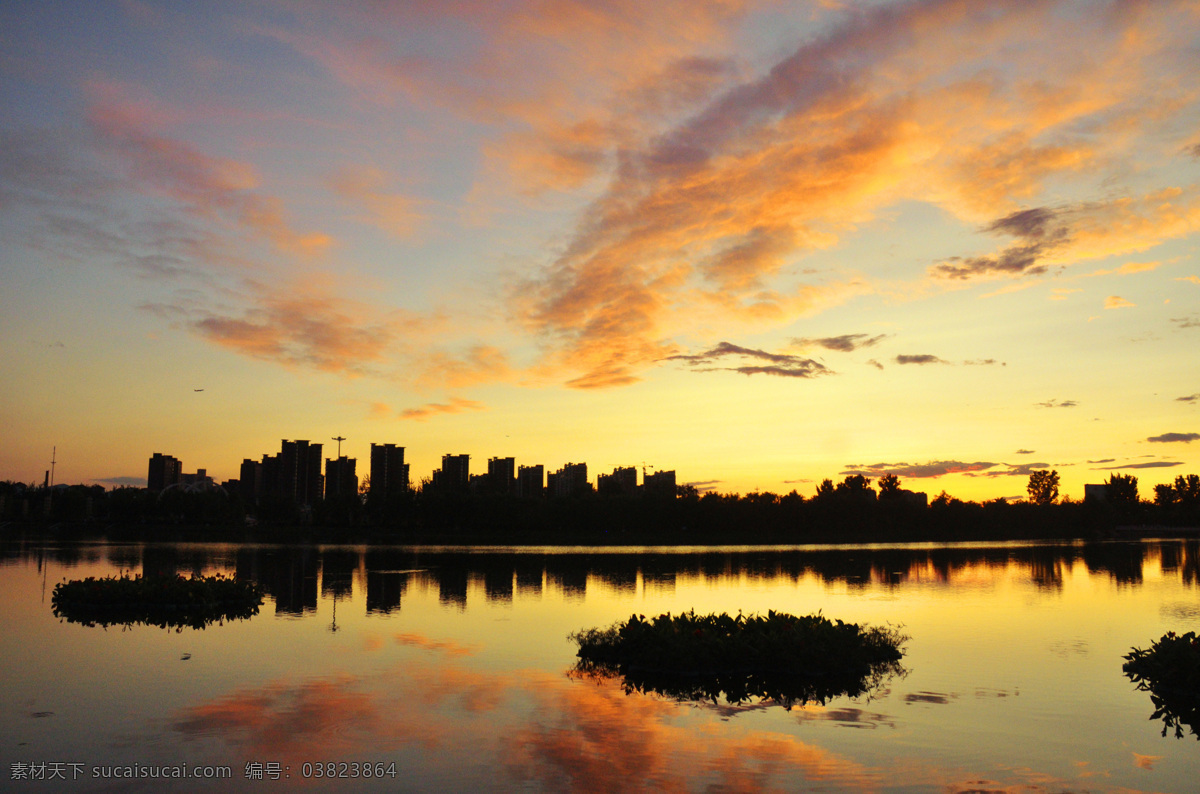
[300, 762, 398, 779]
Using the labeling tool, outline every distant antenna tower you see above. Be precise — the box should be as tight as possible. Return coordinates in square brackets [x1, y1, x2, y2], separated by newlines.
[50, 446, 56, 487]
[332, 436, 346, 458]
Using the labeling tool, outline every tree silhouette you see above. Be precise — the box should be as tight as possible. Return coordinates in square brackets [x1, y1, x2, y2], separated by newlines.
[1104, 473, 1138, 506]
[878, 473, 901, 498]
[1155, 482, 1177, 508]
[1175, 474, 1200, 508]
[1027, 470, 1059, 505]
[836, 474, 875, 500]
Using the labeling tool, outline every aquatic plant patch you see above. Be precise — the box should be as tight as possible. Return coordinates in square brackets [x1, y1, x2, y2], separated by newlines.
[51, 573, 264, 630]
[1124, 630, 1200, 739]
[570, 610, 907, 707]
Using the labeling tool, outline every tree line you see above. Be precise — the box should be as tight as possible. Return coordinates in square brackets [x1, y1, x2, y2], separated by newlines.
[2, 469, 1198, 543]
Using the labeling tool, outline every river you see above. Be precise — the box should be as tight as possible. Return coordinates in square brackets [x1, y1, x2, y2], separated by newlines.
[1, 538, 1197, 792]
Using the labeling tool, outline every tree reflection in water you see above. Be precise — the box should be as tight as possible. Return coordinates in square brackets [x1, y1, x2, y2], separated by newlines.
[570, 658, 907, 711]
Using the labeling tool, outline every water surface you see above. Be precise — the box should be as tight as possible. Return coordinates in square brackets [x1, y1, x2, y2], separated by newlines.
[2, 539, 1198, 792]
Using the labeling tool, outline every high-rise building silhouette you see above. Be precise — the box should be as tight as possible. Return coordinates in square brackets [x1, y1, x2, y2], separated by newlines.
[262, 439, 323, 505]
[598, 466, 637, 495]
[180, 468, 214, 488]
[369, 444, 409, 497]
[325, 456, 358, 498]
[548, 462, 588, 497]
[487, 457, 516, 495]
[239, 458, 263, 498]
[432, 454, 470, 492]
[643, 469, 677, 497]
[516, 464, 544, 498]
[147, 453, 182, 491]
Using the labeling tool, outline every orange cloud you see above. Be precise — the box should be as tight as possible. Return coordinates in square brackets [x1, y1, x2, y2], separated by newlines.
[88, 87, 332, 255]
[189, 289, 417, 375]
[398, 397, 486, 421]
[173, 674, 401, 767]
[393, 632, 478, 657]
[234, 1, 1200, 391]
[82, 2, 1200, 396]
[170, 658, 512, 770]
[1132, 752, 1163, 770]
[503, 669, 885, 791]
[272, 1, 756, 201]
[330, 166, 425, 239]
[933, 189, 1200, 282]
[1105, 295, 1135, 309]
[169, 638, 1156, 792]
[512, 1, 1200, 387]
[1119, 261, 1160, 274]
[416, 345, 514, 390]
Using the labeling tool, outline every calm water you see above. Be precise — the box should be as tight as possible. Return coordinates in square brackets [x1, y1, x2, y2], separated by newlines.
[1, 538, 1198, 792]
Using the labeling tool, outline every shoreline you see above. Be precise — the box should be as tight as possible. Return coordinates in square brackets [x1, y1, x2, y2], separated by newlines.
[5, 519, 1199, 548]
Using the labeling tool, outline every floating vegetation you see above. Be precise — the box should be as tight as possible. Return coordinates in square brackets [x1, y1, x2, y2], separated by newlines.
[1124, 631, 1200, 739]
[570, 610, 907, 708]
[51, 573, 263, 630]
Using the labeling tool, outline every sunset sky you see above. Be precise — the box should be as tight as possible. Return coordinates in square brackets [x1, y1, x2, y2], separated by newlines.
[2, 0, 1198, 501]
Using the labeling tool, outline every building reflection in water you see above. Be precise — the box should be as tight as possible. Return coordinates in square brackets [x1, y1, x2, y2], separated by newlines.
[6, 538, 1197, 620]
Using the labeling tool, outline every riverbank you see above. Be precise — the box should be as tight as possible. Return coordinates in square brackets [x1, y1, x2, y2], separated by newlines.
[5, 516, 1200, 547]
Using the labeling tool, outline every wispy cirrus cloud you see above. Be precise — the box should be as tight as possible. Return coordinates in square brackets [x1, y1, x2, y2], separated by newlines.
[844, 460, 1003, 479]
[1147, 432, 1200, 443]
[931, 207, 1069, 280]
[416, 346, 513, 390]
[510, 1, 1200, 388]
[841, 461, 998, 479]
[1089, 261, 1160, 277]
[1091, 460, 1184, 470]
[393, 633, 478, 657]
[895, 354, 948, 366]
[1036, 399, 1078, 408]
[971, 462, 1056, 478]
[397, 397, 486, 421]
[883, 355, 1002, 367]
[931, 188, 1200, 282]
[88, 83, 332, 255]
[268, 1, 755, 195]
[1050, 288, 1082, 300]
[663, 341, 828, 379]
[791, 333, 887, 353]
[330, 166, 426, 239]
[148, 284, 420, 376]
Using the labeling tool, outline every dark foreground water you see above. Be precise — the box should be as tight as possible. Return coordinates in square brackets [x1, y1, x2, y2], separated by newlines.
[1, 538, 1198, 792]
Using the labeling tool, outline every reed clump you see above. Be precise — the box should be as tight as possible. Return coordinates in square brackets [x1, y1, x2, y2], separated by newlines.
[1124, 630, 1200, 739]
[52, 573, 263, 630]
[570, 610, 906, 707]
